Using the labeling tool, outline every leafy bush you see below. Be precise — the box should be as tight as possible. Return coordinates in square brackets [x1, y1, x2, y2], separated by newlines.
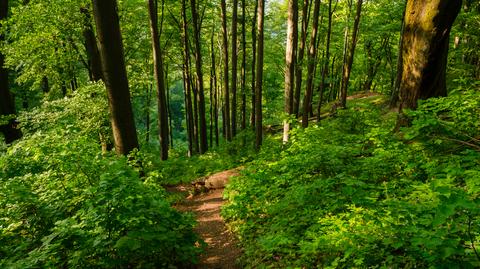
[223, 94, 480, 268]
[0, 85, 201, 268]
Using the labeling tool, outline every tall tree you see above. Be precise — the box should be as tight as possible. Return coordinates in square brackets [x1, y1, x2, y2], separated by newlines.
[397, 0, 462, 116]
[255, 0, 265, 150]
[211, 27, 220, 146]
[190, 0, 208, 153]
[301, 0, 320, 128]
[283, 0, 298, 143]
[389, 1, 407, 108]
[147, 0, 169, 160]
[240, 0, 247, 130]
[221, 0, 232, 141]
[231, 0, 238, 137]
[293, 0, 310, 117]
[250, 0, 258, 128]
[92, 0, 139, 155]
[80, 6, 103, 82]
[339, 0, 363, 108]
[0, 0, 22, 144]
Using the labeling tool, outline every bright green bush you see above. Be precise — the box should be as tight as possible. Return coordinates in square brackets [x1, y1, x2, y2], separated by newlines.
[0, 85, 201, 268]
[223, 94, 480, 268]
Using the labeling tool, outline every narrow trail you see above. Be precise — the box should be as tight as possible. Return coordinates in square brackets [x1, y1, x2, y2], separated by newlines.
[172, 169, 243, 269]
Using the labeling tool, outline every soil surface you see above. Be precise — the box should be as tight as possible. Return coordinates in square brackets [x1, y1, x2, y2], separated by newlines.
[172, 169, 243, 269]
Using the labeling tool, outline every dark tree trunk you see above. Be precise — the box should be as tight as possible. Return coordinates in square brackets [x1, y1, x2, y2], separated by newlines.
[148, 0, 169, 160]
[231, 0, 238, 137]
[294, 0, 310, 117]
[301, 0, 320, 128]
[339, 0, 363, 109]
[211, 27, 219, 146]
[80, 6, 103, 82]
[0, 0, 22, 144]
[182, 65, 194, 156]
[283, 0, 298, 143]
[240, 0, 247, 131]
[166, 65, 174, 149]
[389, 2, 407, 108]
[250, 0, 258, 128]
[397, 0, 462, 125]
[92, 0, 139, 155]
[221, 0, 231, 141]
[190, 0, 208, 153]
[255, 0, 265, 150]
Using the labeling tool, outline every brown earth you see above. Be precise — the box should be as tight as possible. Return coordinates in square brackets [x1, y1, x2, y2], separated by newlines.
[171, 169, 243, 269]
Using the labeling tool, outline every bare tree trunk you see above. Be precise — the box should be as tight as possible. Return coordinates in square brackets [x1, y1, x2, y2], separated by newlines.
[241, 0, 247, 131]
[148, 0, 169, 160]
[80, 6, 103, 82]
[92, 0, 139, 155]
[293, 0, 310, 117]
[390, 2, 407, 108]
[181, 1, 194, 156]
[255, 0, 265, 150]
[339, 0, 363, 109]
[145, 83, 152, 143]
[231, 0, 238, 137]
[212, 28, 219, 146]
[190, 0, 208, 153]
[397, 0, 461, 126]
[283, 0, 298, 143]
[221, 0, 231, 141]
[301, 0, 320, 128]
[250, 0, 258, 128]
[166, 65, 174, 149]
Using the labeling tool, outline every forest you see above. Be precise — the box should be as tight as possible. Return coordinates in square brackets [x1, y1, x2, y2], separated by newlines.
[0, 0, 479, 268]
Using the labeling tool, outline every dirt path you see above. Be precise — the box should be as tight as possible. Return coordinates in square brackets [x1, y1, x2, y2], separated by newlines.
[172, 169, 243, 269]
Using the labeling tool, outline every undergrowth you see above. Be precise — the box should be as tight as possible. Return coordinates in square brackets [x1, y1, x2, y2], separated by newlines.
[223, 92, 480, 268]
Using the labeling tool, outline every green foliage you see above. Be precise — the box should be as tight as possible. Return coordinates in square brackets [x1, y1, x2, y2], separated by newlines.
[223, 95, 480, 268]
[0, 86, 201, 268]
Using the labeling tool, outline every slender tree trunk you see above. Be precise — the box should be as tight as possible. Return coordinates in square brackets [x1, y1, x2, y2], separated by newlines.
[255, 0, 265, 150]
[92, 0, 139, 155]
[294, 0, 310, 117]
[390, 2, 407, 108]
[190, 0, 208, 153]
[209, 33, 214, 147]
[283, 0, 298, 143]
[220, 0, 231, 141]
[181, 1, 194, 156]
[250, 0, 258, 128]
[166, 65, 173, 149]
[397, 0, 461, 124]
[148, 0, 169, 160]
[212, 28, 219, 146]
[145, 84, 152, 143]
[80, 6, 103, 82]
[301, 0, 320, 128]
[317, 0, 334, 122]
[231, 0, 238, 137]
[339, 0, 363, 108]
[240, 0, 247, 131]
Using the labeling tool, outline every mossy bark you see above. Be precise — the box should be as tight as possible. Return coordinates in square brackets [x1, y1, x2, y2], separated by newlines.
[398, 0, 461, 112]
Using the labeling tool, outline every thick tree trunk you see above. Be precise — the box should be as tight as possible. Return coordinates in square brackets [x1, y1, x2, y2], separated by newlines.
[80, 6, 103, 82]
[231, 0, 238, 137]
[148, 0, 169, 160]
[92, 0, 139, 155]
[190, 0, 208, 153]
[293, 0, 310, 117]
[255, 0, 265, 150]
[0, 0, 22, 144]
[339, 0, 363, 108]
[301, 0, 320, 128]
[398, 0, 461, 114]
[220, 0, 231, 141]
[240, 0, 247, 131]
[283, 0, 298, 143]
[250, 0, 258, 128]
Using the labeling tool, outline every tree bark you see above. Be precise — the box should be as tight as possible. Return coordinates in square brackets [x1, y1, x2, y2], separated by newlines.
[147, 0, 169, 160]
[240, 0, 247, 131]
[283, 0, 298, 143]
[301, 0, 320, 128]
[0, 0, 22, 144]
[398, 0, 461, 114]
[92, 0, 139, 155]
[220, 0, 231, 141]
[339, 0, 363, 108]
[231, 0, 238, 137]
[80, 6, 103, 82]
[211, 27, 219, 146]
[190, 0, 208, 153]
[255, 0, 265, 150]
[293, 0, 310, 117]
[250, 0, 258, 128]
[389, 2, 407, 108]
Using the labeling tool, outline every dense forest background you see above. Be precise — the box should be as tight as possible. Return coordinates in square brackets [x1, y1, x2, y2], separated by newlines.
[1, 0, 479, 268]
